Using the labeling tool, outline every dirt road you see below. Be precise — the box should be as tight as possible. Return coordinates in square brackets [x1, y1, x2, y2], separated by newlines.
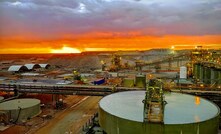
[35, 96, 101, 134]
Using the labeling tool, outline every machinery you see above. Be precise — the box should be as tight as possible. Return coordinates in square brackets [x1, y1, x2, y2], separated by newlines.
[143, 79, 165, 123]
[109, 54, 122, 72]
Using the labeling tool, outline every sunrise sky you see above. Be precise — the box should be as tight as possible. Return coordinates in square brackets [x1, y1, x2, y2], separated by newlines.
[0, 0, 221, 53]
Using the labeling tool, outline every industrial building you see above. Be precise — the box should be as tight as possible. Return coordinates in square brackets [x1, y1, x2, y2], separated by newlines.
[8, 63, 51, 73]
[8, 65, 29, 73]
[24, 64, 41, 70]
[39, 64, 51, 69]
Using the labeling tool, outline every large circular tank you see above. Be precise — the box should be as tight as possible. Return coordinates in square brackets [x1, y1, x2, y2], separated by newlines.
[0, 96, 4, 101]
[0, 98, 41, 123]
[99, 91, 220, 134]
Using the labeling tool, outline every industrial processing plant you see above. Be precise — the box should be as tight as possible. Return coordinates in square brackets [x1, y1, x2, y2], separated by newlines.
[0, 48, 220, 134]
[1, 0, 221, 133]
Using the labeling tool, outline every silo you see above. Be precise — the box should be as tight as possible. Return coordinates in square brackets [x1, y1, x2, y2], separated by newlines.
[214, 68, 219, 86]
[193, 63, 197, 79]
[135, 75, 146, 88]
[203, 66, 211, 84]
[193, 63, 200, 79]
[0, 98, 41, 123]
[210, 67, 215, 85]
[218, 68, 221, 85]
[99, 91, 220, 134]
[206, 66, 212, 84]
[199, 64, 204, 82]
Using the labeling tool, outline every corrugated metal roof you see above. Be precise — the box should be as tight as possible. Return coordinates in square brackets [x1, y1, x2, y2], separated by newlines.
[24, 64, 41, 70]
[39, 64, 50, 68]
[8, 65, 28, 72]
[24, 64, 35, 70]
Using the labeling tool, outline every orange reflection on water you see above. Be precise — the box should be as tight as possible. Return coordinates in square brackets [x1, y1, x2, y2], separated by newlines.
[195, 96, 200, 105]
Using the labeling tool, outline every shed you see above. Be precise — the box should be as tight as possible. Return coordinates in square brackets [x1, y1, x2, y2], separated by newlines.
[24, 64, 41, 70]
[8, 65, 29, 72]
[39, 64, 51, 69]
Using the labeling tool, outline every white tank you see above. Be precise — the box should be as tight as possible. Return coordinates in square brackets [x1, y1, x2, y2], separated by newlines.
[180, 66, 187, 79]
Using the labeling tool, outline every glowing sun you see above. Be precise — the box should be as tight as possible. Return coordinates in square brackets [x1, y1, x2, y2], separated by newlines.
[51, 46, 81, 53]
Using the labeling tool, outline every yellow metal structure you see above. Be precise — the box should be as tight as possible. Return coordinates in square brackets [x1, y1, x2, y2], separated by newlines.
[143, 79, 165, 123]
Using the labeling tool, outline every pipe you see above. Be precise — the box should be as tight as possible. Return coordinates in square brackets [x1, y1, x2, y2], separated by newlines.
[0, 93, 21, 103]
[14, 106, 22, 123]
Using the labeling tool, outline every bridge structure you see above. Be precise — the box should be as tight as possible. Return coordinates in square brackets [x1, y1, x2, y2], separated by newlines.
[0, 83, 221, 96]
[0, 84, 144, 96]
[135, 53, 191, 71]
[1, 83, 221, 109]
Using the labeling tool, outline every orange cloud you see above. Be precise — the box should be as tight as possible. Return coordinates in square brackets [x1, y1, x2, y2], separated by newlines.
[0, 34, 220, 53]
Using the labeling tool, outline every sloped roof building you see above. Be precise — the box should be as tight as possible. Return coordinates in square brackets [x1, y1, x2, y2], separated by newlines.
[8, 65, 29, 72]
[39, 64, 50, 69]
[24, 64, 41, 70]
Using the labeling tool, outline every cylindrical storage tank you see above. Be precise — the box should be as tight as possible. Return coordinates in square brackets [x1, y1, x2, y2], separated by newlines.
[205, 66, 212, 85]
[123, 78, 134, 87]
[199, 64, 203, 82]
[135, 75, 146, 88]
[218, 68, 221, 85]
[210, 67, 215, 85]
[0, 96, 4, 101]
[202, 66, 208, 84]
[180, 66, 187, 79]
[0, 98, 41, 123]
[99, 91, 220, 134]
[193, 64, 197, 78]
[214, 68, 219, 86]
[193, 64, 200, 80]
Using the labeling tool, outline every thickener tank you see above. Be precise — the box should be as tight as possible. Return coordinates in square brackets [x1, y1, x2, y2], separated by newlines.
[99, 91, 220, 134]
[0, 96, 4, 101]
[0, 98, 41, 123]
